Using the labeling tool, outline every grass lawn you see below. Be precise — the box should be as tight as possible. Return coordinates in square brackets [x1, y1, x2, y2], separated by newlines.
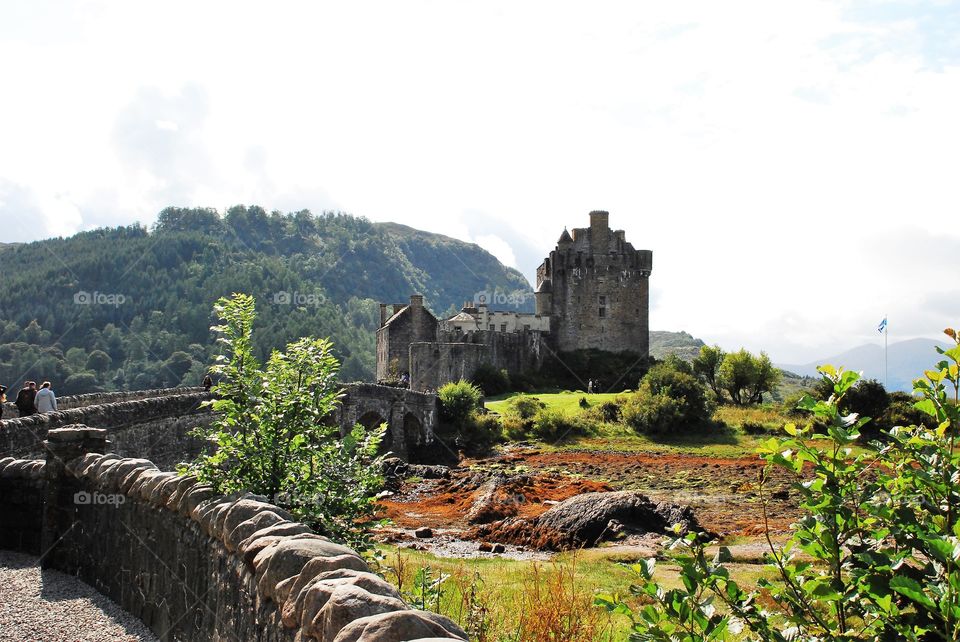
[485, 391, 624, 416]
[375, 543, 777, 641]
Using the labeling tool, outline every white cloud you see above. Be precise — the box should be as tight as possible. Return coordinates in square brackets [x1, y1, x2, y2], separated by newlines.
[0, 0, 957, 363]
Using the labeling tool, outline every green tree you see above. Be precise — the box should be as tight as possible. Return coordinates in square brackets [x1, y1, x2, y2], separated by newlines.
[182, 294, 385, 549]
[85, 349, 112, 374]
[717, 348, 780, 405]
[692, 344, 725, 398]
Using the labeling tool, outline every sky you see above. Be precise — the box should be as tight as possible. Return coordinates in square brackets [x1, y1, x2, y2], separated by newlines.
[1, 1, 958, 364]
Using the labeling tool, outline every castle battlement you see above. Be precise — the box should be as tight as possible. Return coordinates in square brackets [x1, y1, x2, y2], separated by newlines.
[377, 210, 652, 390]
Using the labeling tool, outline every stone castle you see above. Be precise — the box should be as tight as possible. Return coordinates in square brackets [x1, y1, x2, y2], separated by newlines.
[377, 211, 653, 391]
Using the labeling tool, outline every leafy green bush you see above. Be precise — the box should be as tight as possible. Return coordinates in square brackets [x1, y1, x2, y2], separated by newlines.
[880, 390, 928, 428]
[589, 399, 622, 423]
[182, 294, 384, 551]
[622, 358, 711, 434]
[467, 411, 504, 447]
[501, 413, 529, 440]
[506, 394, 547, 421]
[438, 380, 483, 429]
[471, 363, 512, 396]
[530, 408, 595, 441]
[598, 329, 960, 641]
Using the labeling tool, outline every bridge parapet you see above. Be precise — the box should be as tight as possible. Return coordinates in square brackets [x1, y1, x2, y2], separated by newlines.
[0, 426, 467, 641]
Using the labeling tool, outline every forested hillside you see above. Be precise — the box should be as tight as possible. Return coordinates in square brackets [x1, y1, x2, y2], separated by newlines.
[0, 206, 532, 394]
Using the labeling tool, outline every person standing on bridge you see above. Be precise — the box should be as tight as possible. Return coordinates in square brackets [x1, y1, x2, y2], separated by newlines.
[15, 381, 37, 417]
[34, 381, 57, 413]
[0, 384, 7, 419]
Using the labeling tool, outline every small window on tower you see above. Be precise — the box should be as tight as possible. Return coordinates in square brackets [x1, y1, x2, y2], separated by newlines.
[599, 307, 606, 318]
[599, 296, 606, 305]
[489, 324, 495, 331]
[500, 323, 507, 332]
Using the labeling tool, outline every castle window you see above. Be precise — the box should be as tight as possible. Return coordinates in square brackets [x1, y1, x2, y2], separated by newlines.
[598, 295, 606, 305]
[489, 324, 495, 331]
[523, 324, 530, 331]
[500, 324, 507, 332]
[598, 307, 606, 318]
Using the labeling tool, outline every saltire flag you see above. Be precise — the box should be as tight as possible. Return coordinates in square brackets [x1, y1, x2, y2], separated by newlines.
[877, 317, 888, 333]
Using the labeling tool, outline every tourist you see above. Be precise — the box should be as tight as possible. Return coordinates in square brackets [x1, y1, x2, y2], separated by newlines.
[203, 375, 213, 391]
[0, 384, 6, 419]
[400, 372, 410, 388]
[15, 381, 37, 417]
[587, 379, 593, 394]
[35, 381, 57, 413]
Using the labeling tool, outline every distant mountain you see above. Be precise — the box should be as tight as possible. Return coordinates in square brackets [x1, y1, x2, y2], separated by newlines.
[649, 330, 705, 361]
[778, 338, 949, 392]
[0, 206, 532, 393]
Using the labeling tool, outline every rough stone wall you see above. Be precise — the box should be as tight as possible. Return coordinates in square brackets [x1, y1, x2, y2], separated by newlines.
[1, 386, 203, 417]
[336, 383, 438, 460]
[0, 392, 211, 462]
[409, 342, 487, 393]
[0, 427, 468, 642]
[537, 211, 652, 355]
[376, 296, 438, 381]
[0, 457, 44, 554]
[408, 330, 546, 393]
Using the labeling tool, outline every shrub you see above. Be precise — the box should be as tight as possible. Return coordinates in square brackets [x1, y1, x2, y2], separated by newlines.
[438, 380, 483, 430]
[880, 390, 928, 428]
[739, 420, 768, 435]
[530, 408, 594, 441]
[501, 413, 529, 440]
[182, 294, 384, 551]
[466, 411, 504, 447]
[506, 394, 546, 421]
[622, 359, 711, 434]
[591, 399, 622, 423]
[598, 330, 960, 641]
[471, 363, 512, 396]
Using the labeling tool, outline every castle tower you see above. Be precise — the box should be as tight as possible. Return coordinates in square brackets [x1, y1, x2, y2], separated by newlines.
[535, 211, 652, 355]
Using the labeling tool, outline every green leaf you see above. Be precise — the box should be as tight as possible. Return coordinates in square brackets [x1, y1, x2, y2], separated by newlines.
[890, 576, 937, 610]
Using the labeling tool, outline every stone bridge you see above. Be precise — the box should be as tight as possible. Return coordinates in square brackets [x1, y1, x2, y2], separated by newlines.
[0, 383, 438, 467]
[334, 383, 437, 460]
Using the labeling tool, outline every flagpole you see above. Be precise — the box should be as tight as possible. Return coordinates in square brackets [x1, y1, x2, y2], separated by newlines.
[884, 313, 888, 390]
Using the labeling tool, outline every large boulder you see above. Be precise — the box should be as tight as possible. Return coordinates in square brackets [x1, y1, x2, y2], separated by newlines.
[474, 490, 700, 550]
[331, 609, 467, 642]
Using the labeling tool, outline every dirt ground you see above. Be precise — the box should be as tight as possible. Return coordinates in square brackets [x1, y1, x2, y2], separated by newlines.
[376, 445, 801, 554]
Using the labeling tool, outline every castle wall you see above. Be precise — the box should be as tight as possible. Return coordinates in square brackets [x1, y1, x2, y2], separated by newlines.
[375, 296, 438, 381]
[409, 331, 546, 391]
[0, 427, 466, 642]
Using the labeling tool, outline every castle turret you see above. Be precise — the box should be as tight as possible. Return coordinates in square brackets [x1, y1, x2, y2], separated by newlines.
[535, 211, 652, 355]
[535, 278, 553, 315]
[589, 210, 609, 252]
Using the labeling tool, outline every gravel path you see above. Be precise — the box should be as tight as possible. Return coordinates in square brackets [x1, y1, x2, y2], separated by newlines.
[0, 550, 158, 642]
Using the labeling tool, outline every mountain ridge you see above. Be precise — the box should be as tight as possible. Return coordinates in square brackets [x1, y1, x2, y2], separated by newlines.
[777, 337, 949, 392]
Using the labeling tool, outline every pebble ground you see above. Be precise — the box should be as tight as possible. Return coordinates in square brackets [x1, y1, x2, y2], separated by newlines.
[0, 550, 158, 642]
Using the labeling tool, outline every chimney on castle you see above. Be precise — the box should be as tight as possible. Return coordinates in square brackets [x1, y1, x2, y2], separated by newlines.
[379, 303, 389, 326]
[410, 294, 424, 308]
[589, 210, 610, 252]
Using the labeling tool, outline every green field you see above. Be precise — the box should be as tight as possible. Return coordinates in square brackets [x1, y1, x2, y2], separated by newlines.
[376, 544, 776, 641]
[485, 391, 625, 415]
